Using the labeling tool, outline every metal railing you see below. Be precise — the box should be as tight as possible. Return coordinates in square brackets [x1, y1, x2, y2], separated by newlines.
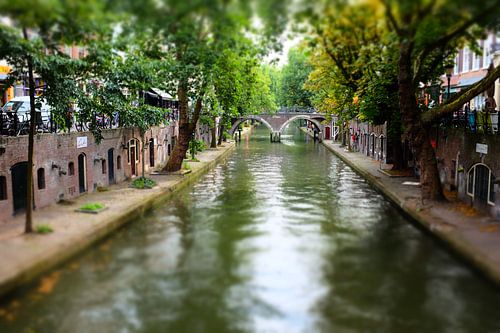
[278, 106, 317, 114]
[440, 109, 499, 134]
[0, 109, 179, 136]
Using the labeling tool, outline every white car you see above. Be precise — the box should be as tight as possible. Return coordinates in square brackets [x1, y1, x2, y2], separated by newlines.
[2, 96, 51, 124]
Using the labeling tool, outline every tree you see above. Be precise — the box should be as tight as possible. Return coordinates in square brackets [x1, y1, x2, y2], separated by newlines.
[117, 0, 287, 172]
[211, 37, 278, 144]
[382, 0, 500, 200]
[79, 42, 169, 177]
[304, 1, 397, 151]
[278, 48, 313, 108]
[0, 0, 105, 233]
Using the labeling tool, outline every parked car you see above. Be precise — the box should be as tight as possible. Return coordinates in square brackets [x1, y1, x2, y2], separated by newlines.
[1, 96, 51, 135]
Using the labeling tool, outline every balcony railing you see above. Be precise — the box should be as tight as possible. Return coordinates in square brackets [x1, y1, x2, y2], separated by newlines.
[443, 109, 499, 135]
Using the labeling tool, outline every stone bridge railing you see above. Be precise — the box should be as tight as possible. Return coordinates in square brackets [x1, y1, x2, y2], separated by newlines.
[229, 112, 330, 142]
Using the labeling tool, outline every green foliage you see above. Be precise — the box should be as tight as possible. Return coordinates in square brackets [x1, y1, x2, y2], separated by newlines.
[304, 1, 389, 122]
[278, 48, 313, 108]
[131, 177, 156, 189]
[79, 203, 105, 211]
[35, 224, 54, 234]
[189, 139, 206, 160]
[78, 38, 170, 142]
[0, 0, 110, 132]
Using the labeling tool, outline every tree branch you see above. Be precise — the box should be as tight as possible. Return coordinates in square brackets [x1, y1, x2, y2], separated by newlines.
[380, 0, 402, 36]
[415, 3, 497, 77]
[422, 65, 500, 123]
[321, 36, 357, 91]
[413, 47, 450, 86]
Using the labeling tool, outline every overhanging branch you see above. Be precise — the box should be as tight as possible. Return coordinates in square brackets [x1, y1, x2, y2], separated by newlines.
[422, 65, 500, 123]
[414, 3, 497, 78]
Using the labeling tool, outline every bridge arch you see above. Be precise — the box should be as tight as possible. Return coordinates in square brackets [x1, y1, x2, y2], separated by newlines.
[278, 115, 324, 133]
[229, 115, 274, 135]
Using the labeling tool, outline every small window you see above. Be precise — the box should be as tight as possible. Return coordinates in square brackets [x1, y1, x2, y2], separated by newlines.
[37, 168, 46, 190]
[68, 162, 75, 176]
[102, 160, 106, 174]
[117, 155, 121, 170]
[0, 176, 7, 200]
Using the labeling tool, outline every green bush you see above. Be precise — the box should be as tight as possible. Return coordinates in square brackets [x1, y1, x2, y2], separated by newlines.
[36, 224, 53, 234]
[189, 139, 207, 159]
[182, 161, 191, 170]
[79, 202, 105, 211]
[131, 177, 157, 189]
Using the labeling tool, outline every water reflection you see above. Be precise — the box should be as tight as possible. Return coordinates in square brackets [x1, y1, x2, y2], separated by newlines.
[1, 124, 500, 333]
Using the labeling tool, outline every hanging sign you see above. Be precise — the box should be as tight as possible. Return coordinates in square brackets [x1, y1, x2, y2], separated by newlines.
[476, 143, 488, 155]
[77, 136, 88, 149]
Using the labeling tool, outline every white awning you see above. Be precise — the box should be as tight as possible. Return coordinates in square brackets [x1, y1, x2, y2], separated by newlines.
[150, 88, 174, 99]
[458, 76, 484, 87]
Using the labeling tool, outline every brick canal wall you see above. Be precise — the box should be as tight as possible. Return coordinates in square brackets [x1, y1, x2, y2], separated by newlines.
[432, 127, 500, 218]
[0, 121, 215, 222]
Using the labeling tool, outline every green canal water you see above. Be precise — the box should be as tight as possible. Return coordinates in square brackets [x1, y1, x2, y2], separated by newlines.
[1, 125, 500, 333]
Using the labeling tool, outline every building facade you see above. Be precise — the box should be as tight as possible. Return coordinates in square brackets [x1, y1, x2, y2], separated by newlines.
[445, 32, 499, 112]
[0, 118, 217, 223]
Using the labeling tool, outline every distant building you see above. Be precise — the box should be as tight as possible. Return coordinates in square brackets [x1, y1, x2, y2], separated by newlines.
[443, 32, 499, 111]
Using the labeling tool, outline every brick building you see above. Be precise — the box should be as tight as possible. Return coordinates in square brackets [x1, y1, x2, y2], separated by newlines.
[432, 127, 499, 218]
[444, 32, 498, 109]
[0, 122, 186, 222]
[348, 121, 390, 163]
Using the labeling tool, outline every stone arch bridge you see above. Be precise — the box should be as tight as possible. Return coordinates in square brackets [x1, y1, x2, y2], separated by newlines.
[229, 113, 328, 142]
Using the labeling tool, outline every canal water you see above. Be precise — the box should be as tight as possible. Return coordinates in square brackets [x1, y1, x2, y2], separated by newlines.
[1, 124, 500, 333]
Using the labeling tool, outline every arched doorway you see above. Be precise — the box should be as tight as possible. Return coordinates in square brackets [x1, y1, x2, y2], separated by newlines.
[78, 153, 87, 193]
[128, 139, 139, 177]
[108, 148, 115, 184]
[149, 138, 155, 167]
[380, 135, 385, 161]
[366, 134, 370, 156]
[11, 162, 28, 213]
[325, 126, 331, 140]
[467, 163, 495, 206]
[371, 134, 376, 157]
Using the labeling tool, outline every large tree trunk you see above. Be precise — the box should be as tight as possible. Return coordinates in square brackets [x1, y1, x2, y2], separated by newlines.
[218, 124, 225, 145]
[391, 139, 405, 170]
[24, 28, 35, 234]
[165, 122, 191, 172]
[163, 83, 203, 172]
[340, 121, 346, 146]
[210, 117, 217, 148]
[388, 116, 405, 170]
[164, 85, 190, 172]
[398, 41, 445, 201]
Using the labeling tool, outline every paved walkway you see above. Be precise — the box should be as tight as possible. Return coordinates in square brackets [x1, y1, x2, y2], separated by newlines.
[322, 140, 500, 285]
[0, 142, 235, 298]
